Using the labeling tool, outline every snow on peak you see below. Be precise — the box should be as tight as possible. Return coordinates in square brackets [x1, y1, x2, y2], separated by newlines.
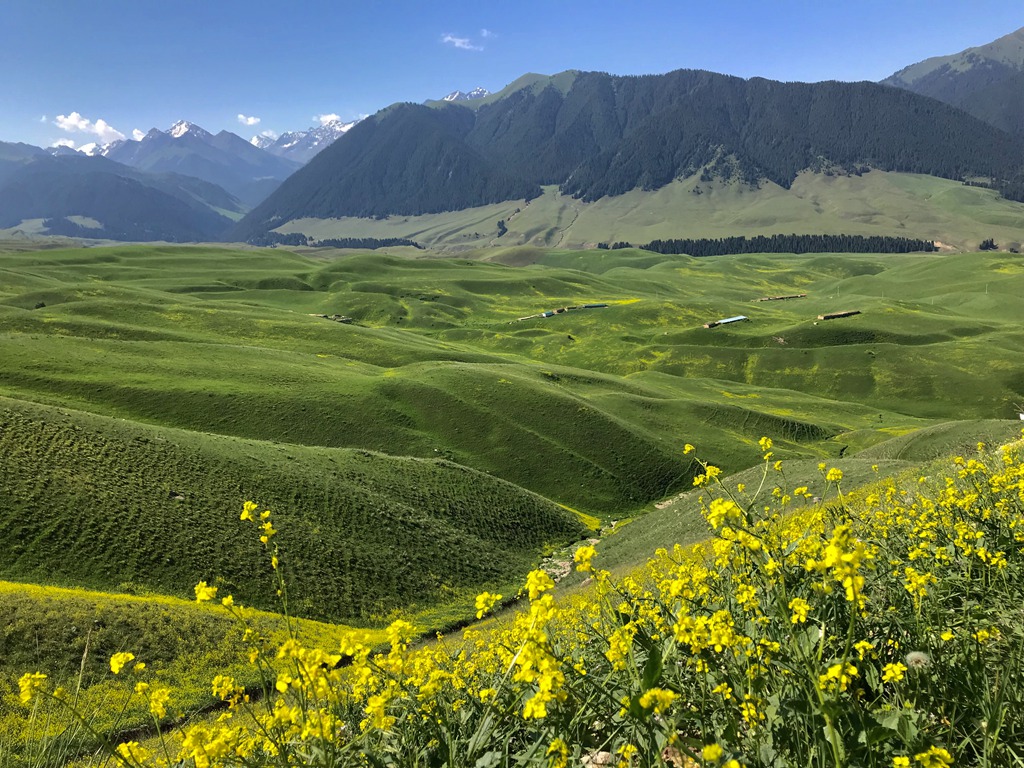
[442, 88, 490, 102]
[168, 120, 211, 139]
[250, 135, 275, 149]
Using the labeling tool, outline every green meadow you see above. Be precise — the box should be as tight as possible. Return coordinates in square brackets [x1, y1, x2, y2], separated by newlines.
[1, 241, 1023, 760]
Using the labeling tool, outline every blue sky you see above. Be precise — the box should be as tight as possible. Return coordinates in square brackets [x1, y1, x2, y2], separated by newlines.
[3, 0, 1023, 148]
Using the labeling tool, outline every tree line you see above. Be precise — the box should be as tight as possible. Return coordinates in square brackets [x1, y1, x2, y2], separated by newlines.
[245, 231, 421, 249]
[639, 234, 937, 257]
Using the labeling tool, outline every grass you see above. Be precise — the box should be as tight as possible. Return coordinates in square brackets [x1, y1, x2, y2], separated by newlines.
[0, 580, 384, 763]
[1, 242, 1023, 705]
[2, 240, 1023, 764]
[0, 396, 586, 625]
[2, 244, 1021, 518]
[14, 435, 1024, 767]
[272, 170, 1024, 252]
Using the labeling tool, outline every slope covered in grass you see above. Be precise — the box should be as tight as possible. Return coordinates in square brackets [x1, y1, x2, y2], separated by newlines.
[0, 581, 379, 763]
[0, 397, 586, 623]
[3, 246, 1021, 518]
[274, 171, 1024, 252]
[0, 245, 942, 516]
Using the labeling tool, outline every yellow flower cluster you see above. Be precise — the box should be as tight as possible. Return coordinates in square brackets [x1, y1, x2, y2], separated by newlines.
[18, 436, 1024, 767]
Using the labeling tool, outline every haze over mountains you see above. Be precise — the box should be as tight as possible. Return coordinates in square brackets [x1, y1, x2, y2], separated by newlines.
[5, 29, 1024, 246]
[0, 143, 243, 241]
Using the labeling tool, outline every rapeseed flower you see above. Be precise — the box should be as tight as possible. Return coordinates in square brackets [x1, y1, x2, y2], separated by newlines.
[109, 651, 135, 675]
[882, 662, 907, 683]
[638, 687, 677, 714]
[17, 672, 47, 705]
[194, 580, 217, 602]
[915, 746, 954, 768]
[474, 590, 502, 619]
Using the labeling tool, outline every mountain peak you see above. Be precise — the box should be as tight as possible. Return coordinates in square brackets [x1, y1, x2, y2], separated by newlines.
[442, 87, 490, 102]
[168, 120, 211, 139]
[254, 118, 362, 164]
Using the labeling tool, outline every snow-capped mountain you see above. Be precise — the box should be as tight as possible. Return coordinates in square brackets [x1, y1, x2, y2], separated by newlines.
[99, 120, 301, 206]
[442, 87, 490, 102]
[168, 120, 213, 140]
[252, 118, 361, 164]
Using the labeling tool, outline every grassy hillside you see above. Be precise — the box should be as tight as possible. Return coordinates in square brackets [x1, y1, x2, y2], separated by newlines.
[587, 418, 1024, 577]
[0, 397, 586, 624]
[274, 171, 1024, 251]
[2, 243, 1022, 641]
[0, 245, 939, 517]
[0, 581, 380, 762]
[2, 246, 1021, 505]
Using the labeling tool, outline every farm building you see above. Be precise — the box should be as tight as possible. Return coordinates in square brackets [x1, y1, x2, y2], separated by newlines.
[754, 293, 807, 302]
[704, 315, 750, 329]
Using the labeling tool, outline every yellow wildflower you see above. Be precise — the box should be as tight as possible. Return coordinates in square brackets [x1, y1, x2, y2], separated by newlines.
[474, 591, 502, 619]
[638, 687, 677, 714]
[788, 597, 811, 624]
[240, 500, 257, 521]
[109, 652, 135, 675]
[116, 742, 153, 764]
[703, 743, 725, 761]
[148, 687, 170, 719]
[914, 746, 953, 768]
[546, 737, 569, 768]
[194, 581, 217, 602]
[854, 640, 875, 660]
[574, 544, 597, 572]
[882, 662, 907, 683]
[18, 672, 47, 706]
[616, 744, 637, 768]
[525, 569, 555, 600]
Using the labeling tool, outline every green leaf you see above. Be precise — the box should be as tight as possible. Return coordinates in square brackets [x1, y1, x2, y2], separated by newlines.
[641, 646, 664, 691]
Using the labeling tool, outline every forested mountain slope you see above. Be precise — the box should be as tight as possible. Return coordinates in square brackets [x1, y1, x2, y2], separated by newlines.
[234, 69, 1023, 240]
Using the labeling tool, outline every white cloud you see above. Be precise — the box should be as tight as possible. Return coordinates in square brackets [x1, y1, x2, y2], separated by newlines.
[480, 28, 495, 38]
[132, 128, 145, 141]
[259, 129, 279, 140]
[40, 115, 48, 123]
[237, 113, 261, 126]
[315, 113, 341, 126]
[441, 33, 483, 51]
[50, 138, 76, 149]
[53, 112, 125, 144]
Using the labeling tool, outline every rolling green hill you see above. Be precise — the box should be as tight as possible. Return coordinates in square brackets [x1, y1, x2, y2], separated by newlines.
[0, 396, 586, 624]
[1, 243, 1022, 634]
[0, 580, 381, 761]
[0, 245, 962, 517]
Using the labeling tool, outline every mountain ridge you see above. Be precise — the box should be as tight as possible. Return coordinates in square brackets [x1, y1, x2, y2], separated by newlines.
[0, 151, 242, 241]
[882, 26, 1024, 134]
[233, 67, 1024, 242]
